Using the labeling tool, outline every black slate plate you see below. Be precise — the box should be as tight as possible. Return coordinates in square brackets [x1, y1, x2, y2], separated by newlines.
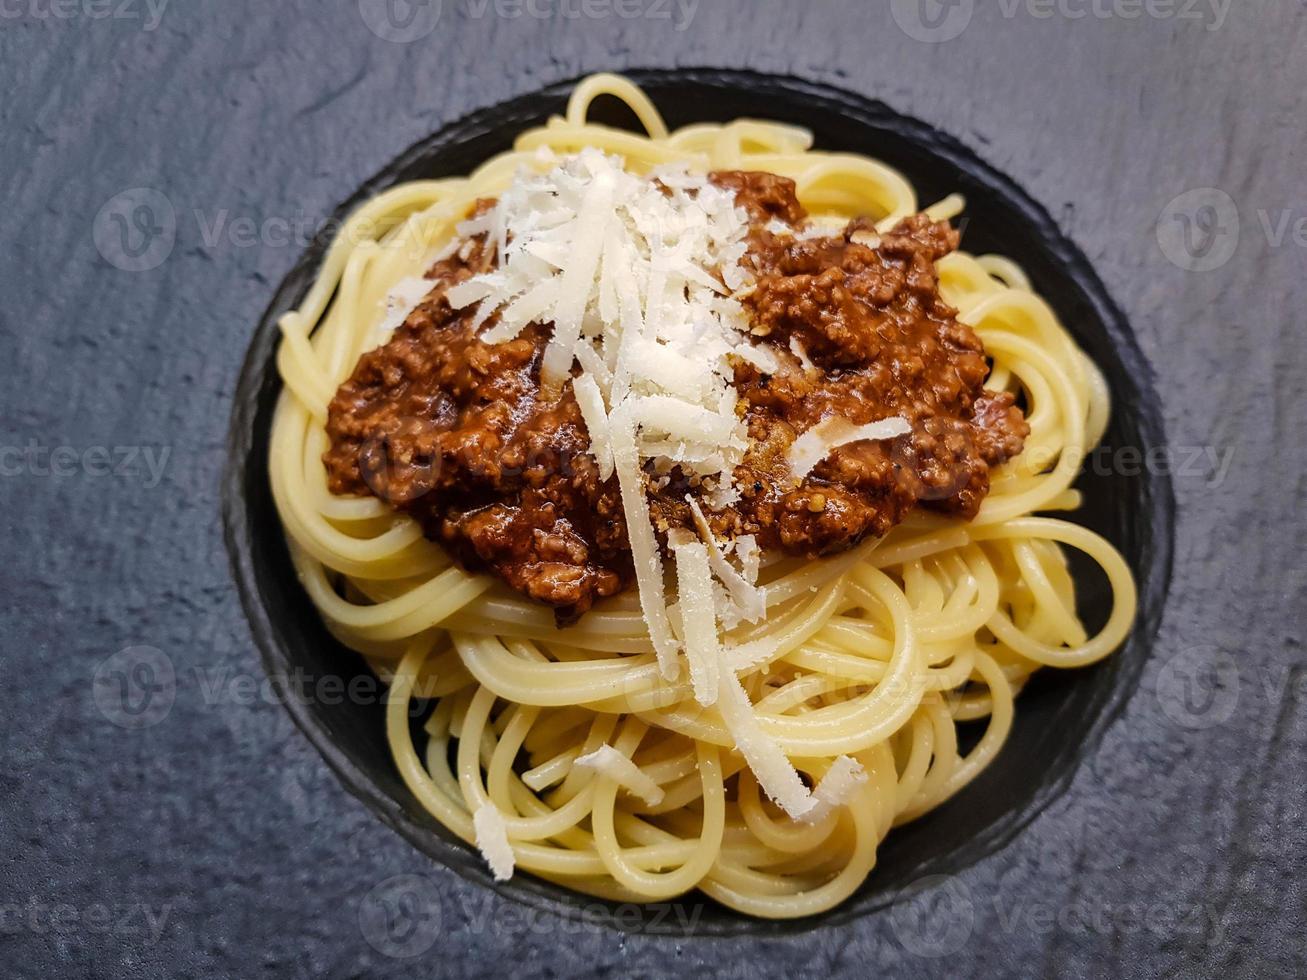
[223, 69, 1174, 936]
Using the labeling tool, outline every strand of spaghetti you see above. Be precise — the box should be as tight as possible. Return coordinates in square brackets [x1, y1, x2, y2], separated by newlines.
[566, 72, 670, 139]
[970, 517, 1136, 668]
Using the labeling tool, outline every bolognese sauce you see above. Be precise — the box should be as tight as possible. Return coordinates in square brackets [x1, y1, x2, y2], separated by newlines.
[323, 172, 1028, 621]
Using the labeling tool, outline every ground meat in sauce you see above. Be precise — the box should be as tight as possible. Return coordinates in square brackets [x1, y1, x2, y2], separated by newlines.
[323, 228, 630, 615]
[323, 173, 1029, 622]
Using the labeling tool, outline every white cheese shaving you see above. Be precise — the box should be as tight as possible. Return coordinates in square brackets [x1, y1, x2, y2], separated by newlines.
[630, 395, 742, 450]
[431, 236, 462, 264]
[798, 221, 842, 241]
[456, 212, 494, 239]
[798, 756, 869, 824]
[732, 343, 782, 374]
[687, 497, 765, 627]
[574, 744, 665, 806]
[375, 276, 433, 343]
[724, 636, 781, 672]
[702, 480, 741, 511]
[734, 535, 760, 583]
[716, 666, 815, 820]
[610, 409, 679, 679]
[572, 375, 613, 480]
[480, 279, 561, 345]
[573, 339, 612, 395]
[443, 277, 496, 310]
[626, 337, 715, 401]
[472, 803, 515, 881]
[670, 532, 722, 706]
[787, 416, 913, 481]
[540, 169, 614, 386]
[716, 668, 866, 823]
[789, 336, 816, 375]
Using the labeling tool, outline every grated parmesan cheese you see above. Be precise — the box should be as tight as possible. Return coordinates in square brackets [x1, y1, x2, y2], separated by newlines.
[440, 152, 894, 818]
[787, 416, 914, 481]
[574, 744, 666, 806]
[572, 374, 614, 480]
[444, 150, 777, 678]
[716, 665, 815, 820]
[724, 635, 780, 672]
[734, 535, 760, 583]
[445, 148, 760, 486]
[798, 755, 869, 824]
[375, 276, 433, 343]
[789, 336, 817, 375]
[670, 531, 722, 707]
[686, 498, 765, 628]
[609, 407, 679, 679]
[472, 803, 515, 881]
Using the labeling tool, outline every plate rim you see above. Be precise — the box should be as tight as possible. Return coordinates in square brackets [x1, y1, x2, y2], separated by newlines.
[221, 66, 1176, 938]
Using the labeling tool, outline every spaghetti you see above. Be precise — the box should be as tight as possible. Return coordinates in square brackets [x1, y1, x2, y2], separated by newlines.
[269, 73, 1136, 919]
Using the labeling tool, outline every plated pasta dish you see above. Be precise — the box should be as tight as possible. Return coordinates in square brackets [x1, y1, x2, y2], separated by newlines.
[269, 73, 1135, 918]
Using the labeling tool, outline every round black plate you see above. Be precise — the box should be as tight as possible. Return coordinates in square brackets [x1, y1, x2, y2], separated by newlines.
[222, 68, 1174, 937]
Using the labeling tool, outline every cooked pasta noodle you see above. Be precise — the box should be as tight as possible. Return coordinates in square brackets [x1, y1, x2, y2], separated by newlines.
[269, 73, 1136, 919]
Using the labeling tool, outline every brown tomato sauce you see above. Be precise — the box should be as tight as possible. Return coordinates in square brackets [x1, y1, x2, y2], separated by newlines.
[323, 172, 1028, 621]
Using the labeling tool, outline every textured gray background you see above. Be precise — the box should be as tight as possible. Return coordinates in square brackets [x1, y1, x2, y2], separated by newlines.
[1, 1, 1304, 977]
